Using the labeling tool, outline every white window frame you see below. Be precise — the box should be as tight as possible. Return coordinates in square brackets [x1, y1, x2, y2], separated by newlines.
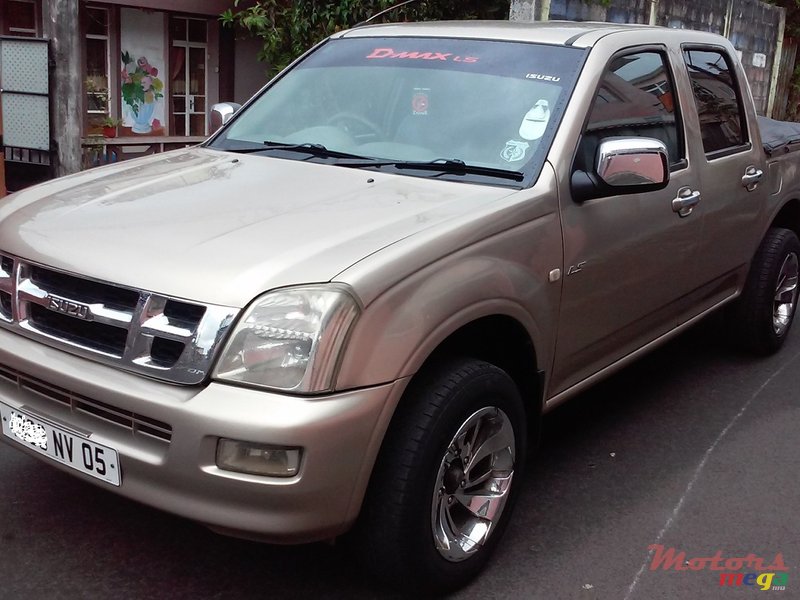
[85, 5, 112, 118]
[171, 16, 209, 136]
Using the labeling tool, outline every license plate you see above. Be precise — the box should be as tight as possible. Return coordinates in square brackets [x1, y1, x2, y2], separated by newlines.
[0, 402, 120, 486]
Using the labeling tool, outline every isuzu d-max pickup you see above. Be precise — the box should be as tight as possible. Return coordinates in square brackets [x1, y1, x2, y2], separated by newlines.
[2, 21, 800, 592]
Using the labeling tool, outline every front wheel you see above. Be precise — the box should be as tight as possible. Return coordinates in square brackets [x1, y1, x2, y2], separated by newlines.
[728, 227, 800, 354]
[353, 358, 528, 594]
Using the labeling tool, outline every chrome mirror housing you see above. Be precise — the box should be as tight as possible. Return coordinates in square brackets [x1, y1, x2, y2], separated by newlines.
[209, 102, 243, 134]
[596, 137, 669, 188]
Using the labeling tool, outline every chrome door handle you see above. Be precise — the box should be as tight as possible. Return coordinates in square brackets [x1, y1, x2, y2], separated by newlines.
[742, 166, 763, 191]
[672, 188, 701, 217]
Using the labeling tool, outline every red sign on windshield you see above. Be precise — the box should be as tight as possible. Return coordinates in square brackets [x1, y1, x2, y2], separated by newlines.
[366, 48, 479, 63]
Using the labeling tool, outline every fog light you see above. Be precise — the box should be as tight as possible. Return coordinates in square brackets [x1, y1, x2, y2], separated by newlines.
[216, 439, 302, 477]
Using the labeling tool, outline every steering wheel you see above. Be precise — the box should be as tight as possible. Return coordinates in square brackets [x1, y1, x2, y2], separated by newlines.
[326, 112, 382, 138]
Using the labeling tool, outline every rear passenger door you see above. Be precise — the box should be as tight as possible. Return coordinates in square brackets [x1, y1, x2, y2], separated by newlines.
[678, 46, 768, 319]
[551, 47, 703, 396]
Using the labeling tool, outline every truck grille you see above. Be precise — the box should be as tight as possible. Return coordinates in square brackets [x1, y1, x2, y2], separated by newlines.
[0, 362, 172, 442]
[0, 251, 238, 385]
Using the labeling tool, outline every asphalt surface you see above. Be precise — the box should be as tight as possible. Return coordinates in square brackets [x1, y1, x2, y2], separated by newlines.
[1, 315, 798, 599]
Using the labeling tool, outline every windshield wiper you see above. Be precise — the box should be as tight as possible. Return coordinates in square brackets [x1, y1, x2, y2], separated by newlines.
[223, 141, 370, 160]
[219, 147, 523, 181]
[339, 158, 525, 182]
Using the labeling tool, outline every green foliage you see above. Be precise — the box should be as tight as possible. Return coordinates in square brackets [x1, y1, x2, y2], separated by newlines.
[221, 0, 509, 76]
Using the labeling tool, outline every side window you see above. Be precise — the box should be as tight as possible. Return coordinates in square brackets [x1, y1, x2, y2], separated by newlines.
[576, 51, 683, 172]
[683, 49, 746, 154]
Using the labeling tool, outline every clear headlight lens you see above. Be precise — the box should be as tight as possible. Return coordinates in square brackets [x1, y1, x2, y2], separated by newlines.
[213, 285, 359, 392]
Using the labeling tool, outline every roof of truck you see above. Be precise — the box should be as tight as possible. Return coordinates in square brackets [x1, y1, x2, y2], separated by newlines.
[337, 20, 725, 49]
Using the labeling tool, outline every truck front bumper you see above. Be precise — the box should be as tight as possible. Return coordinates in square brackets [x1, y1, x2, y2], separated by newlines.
[0, 328, 408, 543]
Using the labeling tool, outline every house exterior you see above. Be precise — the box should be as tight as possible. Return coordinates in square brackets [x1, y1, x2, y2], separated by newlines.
[2, 0, 794, 195]
[1, 0, 266, 193]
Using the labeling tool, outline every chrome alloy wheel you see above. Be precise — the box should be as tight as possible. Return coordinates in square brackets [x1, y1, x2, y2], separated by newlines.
[431, 406, 515, 562]
[773, 252, 799, 336]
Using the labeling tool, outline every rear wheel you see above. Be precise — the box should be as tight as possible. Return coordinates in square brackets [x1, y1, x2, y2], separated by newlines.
[353, 358, 527, 594]
[729, 227, 800, 354]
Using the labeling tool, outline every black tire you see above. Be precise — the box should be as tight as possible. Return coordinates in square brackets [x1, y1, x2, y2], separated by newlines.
[728, 227, 800, 354]
[352, 358, 528, 595]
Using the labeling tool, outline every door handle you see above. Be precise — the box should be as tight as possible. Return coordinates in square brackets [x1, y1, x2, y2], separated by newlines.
[672, 188, 701, 217]
[742, 166, 763, 191]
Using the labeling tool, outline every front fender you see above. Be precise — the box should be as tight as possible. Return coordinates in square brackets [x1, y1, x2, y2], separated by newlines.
[334, 222, 562, 392]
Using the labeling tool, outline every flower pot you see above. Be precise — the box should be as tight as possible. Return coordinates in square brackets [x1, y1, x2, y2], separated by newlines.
[132, 102, 156, 134]
[102, 126, 117, 138]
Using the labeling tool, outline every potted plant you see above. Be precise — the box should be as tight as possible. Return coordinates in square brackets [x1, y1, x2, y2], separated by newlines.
[101, 116, 122, 138]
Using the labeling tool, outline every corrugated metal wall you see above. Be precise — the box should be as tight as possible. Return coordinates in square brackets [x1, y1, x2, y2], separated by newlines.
[730, 0, 780, 114]
[655, 0, 729, 34]
[774, 38, 798, 120]
[549, 0, 650, 25]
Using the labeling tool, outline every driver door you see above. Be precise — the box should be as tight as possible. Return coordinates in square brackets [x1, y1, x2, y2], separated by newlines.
[550, 48, 703, 396]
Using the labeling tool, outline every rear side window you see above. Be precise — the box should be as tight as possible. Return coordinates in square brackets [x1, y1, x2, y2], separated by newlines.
[683, 49, 746, 154]
[577, 50, 683, 171]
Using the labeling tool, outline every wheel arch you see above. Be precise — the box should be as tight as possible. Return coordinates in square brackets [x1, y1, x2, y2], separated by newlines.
[341, 309, 544, 535]
[415, 314, 543, 422]
[769, 198, 800, 238]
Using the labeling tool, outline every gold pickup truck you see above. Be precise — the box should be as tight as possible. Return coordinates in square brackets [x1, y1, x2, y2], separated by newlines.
[1, 21, 800, 593]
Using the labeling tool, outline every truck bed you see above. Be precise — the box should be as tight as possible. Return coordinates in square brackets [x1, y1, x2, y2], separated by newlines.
[758, 115, 800, 155]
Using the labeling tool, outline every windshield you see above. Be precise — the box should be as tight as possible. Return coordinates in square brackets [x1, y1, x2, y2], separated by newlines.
[209, 36, 586, 187]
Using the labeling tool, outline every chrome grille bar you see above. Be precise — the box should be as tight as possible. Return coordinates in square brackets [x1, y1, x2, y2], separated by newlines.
[0, 251, 239, 385]
[0, 255, 15, 322]
[17, 277, 135, 327]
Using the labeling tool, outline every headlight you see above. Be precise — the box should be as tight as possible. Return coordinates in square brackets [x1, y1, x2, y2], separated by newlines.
[213, 285, 359, 393]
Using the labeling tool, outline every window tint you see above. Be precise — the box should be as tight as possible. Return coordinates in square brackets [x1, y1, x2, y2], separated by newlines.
[683, 49, 746, 154]
[577, 51, 682, 172]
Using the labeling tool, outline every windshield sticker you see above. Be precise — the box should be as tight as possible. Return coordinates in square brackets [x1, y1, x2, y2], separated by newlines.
[412, 88, 430, 115]
[501, 140, 530, 163]
[367, 48, 479, 63]
[519, 99, 550, 140]
[526, 73, 561, 82]
[300, 37, 586, 83]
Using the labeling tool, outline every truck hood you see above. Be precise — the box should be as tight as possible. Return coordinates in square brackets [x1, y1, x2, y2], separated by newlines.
[0, 148, 513, 307]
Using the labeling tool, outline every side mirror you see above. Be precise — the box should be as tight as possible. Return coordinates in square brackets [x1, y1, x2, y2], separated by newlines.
[571, 137, 669, 202]
[596, 137, 669, 188]
[209, 102, 242, 133]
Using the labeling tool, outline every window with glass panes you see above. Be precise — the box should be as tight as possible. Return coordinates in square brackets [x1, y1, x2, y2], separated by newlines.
[2, 0, 40, 37]
[169, 16, 208, 136]
[85, 6, 111, 134]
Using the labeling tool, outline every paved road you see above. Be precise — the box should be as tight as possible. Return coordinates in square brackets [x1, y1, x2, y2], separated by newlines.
[1, 316, 798, 599]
